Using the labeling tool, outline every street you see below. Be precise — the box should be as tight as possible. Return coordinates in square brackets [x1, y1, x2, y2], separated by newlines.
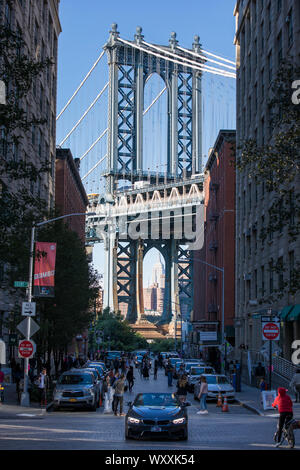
[0, 366, 296, 451]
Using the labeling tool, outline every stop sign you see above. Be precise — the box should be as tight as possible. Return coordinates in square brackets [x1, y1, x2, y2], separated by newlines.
[262, 322, 280, 341]
[18, 340, 34, 358]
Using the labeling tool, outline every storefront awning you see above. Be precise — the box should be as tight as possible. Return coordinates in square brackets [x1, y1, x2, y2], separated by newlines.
[279, 305, 294, 320]
[287, 304, 300, 322]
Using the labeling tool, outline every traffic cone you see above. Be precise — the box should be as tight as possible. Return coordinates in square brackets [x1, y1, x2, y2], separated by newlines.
[222, 396, 229, 412]
[216, 392, 222, 407]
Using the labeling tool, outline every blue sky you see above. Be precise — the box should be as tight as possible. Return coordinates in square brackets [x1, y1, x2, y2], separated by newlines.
[56, 0, 237, 280]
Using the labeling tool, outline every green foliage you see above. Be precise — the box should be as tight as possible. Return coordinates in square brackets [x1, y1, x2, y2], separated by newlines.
[149, 338, 178, 354]
[89, 308, 148, 352]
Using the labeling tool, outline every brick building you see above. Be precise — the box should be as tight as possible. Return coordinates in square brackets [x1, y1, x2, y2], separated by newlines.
[192, 130, 236, 361]
[55, 148, 89, 243]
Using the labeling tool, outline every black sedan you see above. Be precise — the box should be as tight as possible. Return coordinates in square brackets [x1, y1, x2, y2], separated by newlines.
[125, 393, 189, 441]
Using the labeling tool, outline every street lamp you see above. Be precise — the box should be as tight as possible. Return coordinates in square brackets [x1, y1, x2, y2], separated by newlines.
[20, 212, 95, 407]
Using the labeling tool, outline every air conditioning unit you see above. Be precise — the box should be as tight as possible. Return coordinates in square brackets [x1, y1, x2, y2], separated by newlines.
[209, 241, 218, 251]
[209, 212, 219, 221]
[209, 182, 219, 191]
[208, 273, 217, 282]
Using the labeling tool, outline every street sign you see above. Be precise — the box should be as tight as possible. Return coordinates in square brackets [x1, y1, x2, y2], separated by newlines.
[14, 281, 28, 288]
[17, 317, 40, 338]
[18, 340, 34, 359]
[22, 301, 36, 317]
[262, 322, 280, 341]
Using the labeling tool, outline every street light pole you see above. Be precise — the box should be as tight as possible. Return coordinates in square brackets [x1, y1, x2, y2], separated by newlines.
[20, 212, 95, 407]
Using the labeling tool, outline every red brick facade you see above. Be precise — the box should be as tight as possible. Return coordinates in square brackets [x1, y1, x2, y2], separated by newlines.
[55, 148, 89, 243]
[193, 130, 236, 344]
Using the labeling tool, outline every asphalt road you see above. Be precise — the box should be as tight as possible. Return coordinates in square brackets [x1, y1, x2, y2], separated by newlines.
[0, 367, 297, 451]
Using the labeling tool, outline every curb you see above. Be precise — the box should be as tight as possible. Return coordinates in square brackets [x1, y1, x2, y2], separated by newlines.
[236, 399, 264, 416]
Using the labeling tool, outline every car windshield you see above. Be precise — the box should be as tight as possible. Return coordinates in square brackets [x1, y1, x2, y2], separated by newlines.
[205, 376, 217, 384]
[58, 374, 93, 385]
[185, 363, 199, 371]
[190, 367, 205, 375]
[134, 393, 179, 407]
[217, 376, 230, 384]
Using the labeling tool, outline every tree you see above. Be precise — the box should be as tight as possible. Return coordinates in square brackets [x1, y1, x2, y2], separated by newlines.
[89, 308, 148, 352]
[236, 60, 300, 300]
[32, 220, 100, 374]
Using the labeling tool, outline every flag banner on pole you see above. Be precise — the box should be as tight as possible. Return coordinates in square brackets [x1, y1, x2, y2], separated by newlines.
[33, 242, 56, 297]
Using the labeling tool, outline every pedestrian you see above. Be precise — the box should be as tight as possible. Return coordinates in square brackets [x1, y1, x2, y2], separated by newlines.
[38, 368, 49, 407]
[289, 368, 300, 403]
[272, 387, 293, 447]
[113, 357, 120, 373]
[154, 357, 158, 380]
[255, 362, 266, 388]
[177, 374, 188, 403]
[15, 364, 22, 402]
[126, 366, 135, 392]
[0, 365, 4, 384]
[166, 360, 174, 387]
[197, 376, 208, 414]
[259, 377, 267, 405]
[103, 375, 113, 413]
[113, 373, 126, 416]
[142, 361, 149, 380]
[177, 363, 185, 380]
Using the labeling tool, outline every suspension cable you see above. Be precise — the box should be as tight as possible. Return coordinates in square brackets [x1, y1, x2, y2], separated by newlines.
[142, 39, 236, 75]
[82, 154, 107, 180]
[56, 50, 105, 121]
[201, 49, 235, 66]
[176, 45, 236, 71]
[118, 37, 236, 78]
[59, 83, 108, 147]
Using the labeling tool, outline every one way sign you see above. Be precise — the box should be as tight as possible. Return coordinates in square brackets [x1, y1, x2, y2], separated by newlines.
[22, 302, 36, 317]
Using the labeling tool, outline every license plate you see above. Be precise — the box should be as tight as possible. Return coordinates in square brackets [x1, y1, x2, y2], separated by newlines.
[69, 398, 77, 402]
[151, 426, 161, 432]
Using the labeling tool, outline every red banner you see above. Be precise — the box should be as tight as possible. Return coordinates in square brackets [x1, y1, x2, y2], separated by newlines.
[34, 242, 56, 297]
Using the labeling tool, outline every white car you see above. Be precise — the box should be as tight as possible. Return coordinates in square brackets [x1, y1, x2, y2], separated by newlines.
[194, 374, 235, 402]
[187, 366, 216, 392]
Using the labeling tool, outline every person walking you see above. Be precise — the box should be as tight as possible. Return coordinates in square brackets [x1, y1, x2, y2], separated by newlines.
[255, 362, 266, 388]
[126, 366, 135, 392]
[166, 360, 174, 387]
[197, 376, 208, 414]
[154, 357, 158, 380]
[176, 374, 188, 403]
[289, 368, 300, 403]
[38, 368, 49, 407]
[103, 375, 113, 413]
[113, 373, 126, 416]
[142, 360, 149, 380]
[272, 387, 293, 447]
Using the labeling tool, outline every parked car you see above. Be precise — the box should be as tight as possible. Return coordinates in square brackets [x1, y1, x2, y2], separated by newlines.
[53, 370, 99, 411]
[78, 367, 102, 405]
[125, 393, 190, 440]
[186, 366, 216, 392]
[84, 363, 106, 379]
[183, 362, 203, 375]
[193, 374, 235, 402]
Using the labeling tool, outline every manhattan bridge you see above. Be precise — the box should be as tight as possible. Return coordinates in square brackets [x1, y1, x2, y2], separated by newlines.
[56, 24, 236, 337]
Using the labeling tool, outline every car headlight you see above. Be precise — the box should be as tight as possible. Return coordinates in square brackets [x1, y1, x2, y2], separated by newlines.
[173, 418, 186, 424]
[128, 417, 141, 424]
[54, 391, 63, 399]
[84, 388, 94, 396]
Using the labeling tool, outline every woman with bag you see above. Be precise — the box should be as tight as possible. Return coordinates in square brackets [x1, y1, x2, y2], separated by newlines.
[197, 376, 208, 414]
[126, 366, 135, 392]
[176, 374, 188, 403]
[103, 375, 113, 413]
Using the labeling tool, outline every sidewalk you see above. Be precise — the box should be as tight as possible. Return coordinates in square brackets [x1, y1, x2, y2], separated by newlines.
[0, 383, 47, 419]
[235, 383, 300, 417]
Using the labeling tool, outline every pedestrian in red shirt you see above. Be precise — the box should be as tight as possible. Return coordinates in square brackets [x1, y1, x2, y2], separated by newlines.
[272, 387, 293, 447]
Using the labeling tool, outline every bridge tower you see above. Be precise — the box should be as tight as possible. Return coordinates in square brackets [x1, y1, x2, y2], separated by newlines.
[97, 24, 204, 328]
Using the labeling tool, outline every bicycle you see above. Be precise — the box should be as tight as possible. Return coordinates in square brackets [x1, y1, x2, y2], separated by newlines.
[273, 418, 300, 449]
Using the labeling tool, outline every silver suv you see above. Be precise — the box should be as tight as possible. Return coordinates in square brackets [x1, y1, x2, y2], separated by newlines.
[53, 370, 98, 411]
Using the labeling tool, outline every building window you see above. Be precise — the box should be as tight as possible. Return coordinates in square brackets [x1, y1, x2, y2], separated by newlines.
[261, 265, 265, 296]
[267, 3, 271, 36]
[269, 260, 274, 294]
[289, 190, 295, 226]
[277, 31, 283, 66]
[5, 3, 12, 28]
[261, 21, 264, 53]
[261, 68, 264, 102]
[277, 0, 282, 14]
[287, 9, 293, 48]
[268, 51, 272, 82]
[289, 251, 294, 289]
[277, 257, 284, 291]
[254, 269, 258, 298]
